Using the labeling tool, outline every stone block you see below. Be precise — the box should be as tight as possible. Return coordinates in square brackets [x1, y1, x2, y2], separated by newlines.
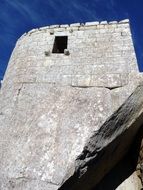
[64, 49, 70, 55]
[60, 24, 69, 28]
[85, 21, 99, 26]
[39, 26, 50, 30]
[71, 75, 91, 87]
[70, 23, 81, 27]
[54, 28, 66, 32]
[109, 21, 118, 24]
[119, 19, 129, 23]
[28, 29, 39, 35]
[100, 21, 108, 25]
[50, 25, 60, 29]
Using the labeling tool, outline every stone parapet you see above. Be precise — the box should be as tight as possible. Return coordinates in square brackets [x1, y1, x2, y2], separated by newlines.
[18, 19, 130, 39]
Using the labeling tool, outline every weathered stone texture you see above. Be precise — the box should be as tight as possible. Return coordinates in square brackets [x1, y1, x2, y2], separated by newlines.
[117, 173, 142, 190]
[3, 20, 138, 88]
[58, 85, 143, 190]
[0, 85, 114, 187]
[0, 20, 142, 190]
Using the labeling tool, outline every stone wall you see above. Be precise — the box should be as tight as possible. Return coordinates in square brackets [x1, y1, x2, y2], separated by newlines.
[0, 20, 142, 190]
[3, 19, 138, 88]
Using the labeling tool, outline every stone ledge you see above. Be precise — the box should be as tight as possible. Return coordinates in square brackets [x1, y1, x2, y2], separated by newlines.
[18, 19, 130, 40]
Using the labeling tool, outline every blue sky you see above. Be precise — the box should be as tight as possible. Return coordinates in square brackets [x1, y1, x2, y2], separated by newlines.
[0, 0, 143, 80]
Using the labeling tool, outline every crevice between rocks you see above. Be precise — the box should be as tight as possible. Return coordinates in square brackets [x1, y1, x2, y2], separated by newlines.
[8, 177, 59, 187]
[70, 85, 124, 90]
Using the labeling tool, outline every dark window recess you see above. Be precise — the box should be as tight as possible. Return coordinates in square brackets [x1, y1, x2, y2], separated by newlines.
[52, 36, 68, 53]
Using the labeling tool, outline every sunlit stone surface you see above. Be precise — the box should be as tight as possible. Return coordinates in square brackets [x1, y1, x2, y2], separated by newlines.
[0, 20, 142, 189]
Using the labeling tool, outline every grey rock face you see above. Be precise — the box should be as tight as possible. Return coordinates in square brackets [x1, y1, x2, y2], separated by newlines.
[59, 85, 143, 190]
[0, 85, 114, 188]
[0, 20, 142, 189]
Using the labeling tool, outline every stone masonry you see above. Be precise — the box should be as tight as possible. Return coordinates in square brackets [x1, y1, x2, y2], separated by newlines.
[0, 19, 143, 189]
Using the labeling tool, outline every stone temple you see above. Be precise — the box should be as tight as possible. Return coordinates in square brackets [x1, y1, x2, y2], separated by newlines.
[0, 19, 143, 190]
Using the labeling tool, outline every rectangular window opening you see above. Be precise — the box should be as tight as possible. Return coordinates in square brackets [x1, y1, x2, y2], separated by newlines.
[52, 36, 68, 53]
